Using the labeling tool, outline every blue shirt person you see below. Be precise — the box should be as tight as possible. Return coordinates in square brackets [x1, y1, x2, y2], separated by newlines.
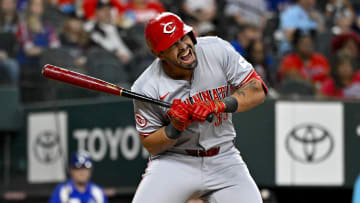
[280, 4, 317, 32]
[49, 152, 108, 203]
[278, 1, 321, 54]
[353, 174, 360, 203]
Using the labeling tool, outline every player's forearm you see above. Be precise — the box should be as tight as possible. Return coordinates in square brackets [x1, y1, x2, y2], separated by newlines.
[231, 78, 266, 112]
[140, 127, 177, 155]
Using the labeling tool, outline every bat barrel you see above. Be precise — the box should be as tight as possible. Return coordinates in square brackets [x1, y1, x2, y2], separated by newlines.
[42, 64, 213, 122]
[42, 64, 122, 96]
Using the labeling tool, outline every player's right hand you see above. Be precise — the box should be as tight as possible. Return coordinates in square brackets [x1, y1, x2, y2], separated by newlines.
[167, 99, 192, 131]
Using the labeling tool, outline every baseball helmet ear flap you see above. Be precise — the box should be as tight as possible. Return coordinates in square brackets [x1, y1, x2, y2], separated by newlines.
[145, 12, 197, 52]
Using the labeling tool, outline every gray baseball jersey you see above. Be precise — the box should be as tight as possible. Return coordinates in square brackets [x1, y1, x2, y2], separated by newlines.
[132, 36, 255, 152]
[131, 36, 263, 203]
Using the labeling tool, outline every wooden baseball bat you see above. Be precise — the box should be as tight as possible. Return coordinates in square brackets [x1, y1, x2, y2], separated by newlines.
[42, 64, 214, 122]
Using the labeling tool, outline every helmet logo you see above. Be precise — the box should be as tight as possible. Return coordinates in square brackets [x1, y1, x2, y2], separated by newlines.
[163, 22, 176, 34]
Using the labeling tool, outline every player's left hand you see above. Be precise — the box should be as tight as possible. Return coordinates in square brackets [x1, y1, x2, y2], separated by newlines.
[167, 99, 193, 130]
[191, 100, 225, 122]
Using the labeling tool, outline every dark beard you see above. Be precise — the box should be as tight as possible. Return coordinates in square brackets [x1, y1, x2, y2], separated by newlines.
[169, 46, 198, 70]
[180, 57, 198, 70]
[164, 56, 198, 70]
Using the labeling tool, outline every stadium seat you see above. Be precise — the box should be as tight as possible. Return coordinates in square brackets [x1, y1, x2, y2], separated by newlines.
[278, 80, 315, 97]
[85, 48, 131, 89]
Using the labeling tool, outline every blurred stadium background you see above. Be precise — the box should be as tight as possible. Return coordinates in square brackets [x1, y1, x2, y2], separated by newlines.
[1, 0, 360, 202]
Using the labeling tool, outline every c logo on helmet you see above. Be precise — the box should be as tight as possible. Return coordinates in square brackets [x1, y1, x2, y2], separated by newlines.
[163, 22, 176, 34]
[135, 113, 147, 128]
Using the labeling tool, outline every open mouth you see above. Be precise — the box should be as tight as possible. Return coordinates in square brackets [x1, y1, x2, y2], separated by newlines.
[179, 48, 195, 65]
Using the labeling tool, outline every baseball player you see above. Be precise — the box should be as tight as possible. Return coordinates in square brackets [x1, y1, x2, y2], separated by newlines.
[131, 12, 268, 203]
[49, 152, 108, 203]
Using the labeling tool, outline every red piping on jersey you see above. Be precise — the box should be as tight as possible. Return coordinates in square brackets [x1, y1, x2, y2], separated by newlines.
[237, 69, 268, 95]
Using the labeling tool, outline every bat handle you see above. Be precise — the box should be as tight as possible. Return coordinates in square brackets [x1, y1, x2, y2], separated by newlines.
[206, 113, 214, 122]
[164, 101, 214, 122]
[189, 113, 214, 122]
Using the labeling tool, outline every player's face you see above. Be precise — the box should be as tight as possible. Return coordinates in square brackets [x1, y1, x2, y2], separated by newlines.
[159, 34, 198, 70]
[71, 168, 91, 185]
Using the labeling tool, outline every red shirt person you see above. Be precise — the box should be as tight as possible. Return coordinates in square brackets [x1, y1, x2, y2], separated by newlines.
[321, 52, 360, 99]
[122, 0, 165, 25]
[280, 53, 329, 84]
[279, 29, 330, 89]
[83, 0, 125, 20]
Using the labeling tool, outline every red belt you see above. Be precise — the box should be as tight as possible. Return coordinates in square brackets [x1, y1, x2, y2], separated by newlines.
[185, 147, 220, 157]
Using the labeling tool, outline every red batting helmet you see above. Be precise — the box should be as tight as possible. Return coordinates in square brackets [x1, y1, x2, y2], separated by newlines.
[145, 12, 197, 52]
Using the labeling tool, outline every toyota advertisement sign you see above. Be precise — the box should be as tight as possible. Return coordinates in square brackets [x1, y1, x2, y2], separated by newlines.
[27, 112, 68, 183]
[24, 100, 358, 187]
[275, 102, 344, 186]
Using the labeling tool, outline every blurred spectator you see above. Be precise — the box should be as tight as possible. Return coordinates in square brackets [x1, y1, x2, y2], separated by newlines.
[58, 0, 75, 13]
[278, 0, 325, 55]
[59, 13, 88, 70]
[119, 0, 165, 28]
[245, 39, 277, 88]
[181, 0, 217, 23]
[331, 31, 360, 57]
[16, 0, 60, 68]
[180, 0, 217, 39]
[60, 14, 88, 48]
[354, 173, 360, 203]
[83, 0, 133, 88]
[324, 0, 355, 35]
[49, 152, 108, 203]
[160, 0, 181, 14]
[0, 0, 18, 33]
[224, 0, 268, 30]
[196, 21, 217, 36]
[82, 0, 125, 20]
[320, 51, 360, 99]
[0, 0, 20, 85]
[279, 29, 330, 93]
[109, 0, 165, 84]
[43, 0, 68, 33]
[17, 0, 60, 102]
[17, 0, 27, 11]
[84, 0, 132, 64]
[265, 0, 292, 13]
[230, 23, 261, 56]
